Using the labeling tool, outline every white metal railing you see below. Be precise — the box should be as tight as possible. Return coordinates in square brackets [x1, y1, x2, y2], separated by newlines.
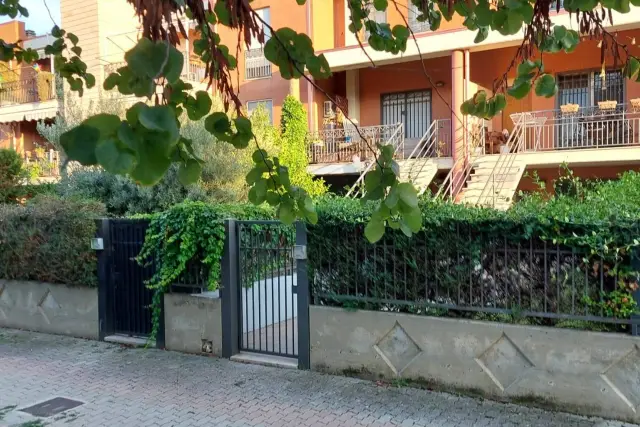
[24, 149, 60, 177]
[508, 104, 640, 152]
[472, 115, 526, 207]
[345, 124, 404, 198]
[307, 124, 402, 164]
[435, 118, 486, 201]
[245, 48, 271, 80]
[405, 119, 451, 189]
[103, 58, 207, 85]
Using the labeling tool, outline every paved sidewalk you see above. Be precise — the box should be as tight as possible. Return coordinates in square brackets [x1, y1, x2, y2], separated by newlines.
[0, 329, 637, 427]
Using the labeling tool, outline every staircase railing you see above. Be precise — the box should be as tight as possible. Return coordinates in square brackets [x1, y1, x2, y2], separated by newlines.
[346, 123, 404, 198]
[472, 115, 526, 208]
[435, 119, 486, 201]
[405, 119, 451, 189]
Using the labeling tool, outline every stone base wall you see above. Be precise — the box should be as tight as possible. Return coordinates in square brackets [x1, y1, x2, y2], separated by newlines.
[310, 306, 640, 423]
[0, 280, 98, 339]
[164, 292, 222, 356]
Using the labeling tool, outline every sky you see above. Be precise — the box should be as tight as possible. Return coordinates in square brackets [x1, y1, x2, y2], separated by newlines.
[0, 0, 60, 36]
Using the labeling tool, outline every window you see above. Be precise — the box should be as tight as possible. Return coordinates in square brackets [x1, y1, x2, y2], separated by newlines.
[408, 1, 430, 34]
[245, 7, 271, 80]
[247, 100, 273, 123]
[557, 70, 624, 108]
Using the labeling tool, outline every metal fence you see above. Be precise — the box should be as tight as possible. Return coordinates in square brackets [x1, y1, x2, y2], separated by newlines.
[510, 105, 640, 151]
[306, 123, 402, 164]
[245, 48, 271, 80]
[0, 77, 55, 105]
[309, 226, 640, 327]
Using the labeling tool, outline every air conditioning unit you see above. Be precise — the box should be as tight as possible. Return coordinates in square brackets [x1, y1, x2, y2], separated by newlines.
[323, 101, 334, 118]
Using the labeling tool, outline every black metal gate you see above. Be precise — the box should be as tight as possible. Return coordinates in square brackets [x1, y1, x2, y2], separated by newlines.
[381, 90, 431, 139]
[97, 219, 157, 341]
[221, 220, 309, 367]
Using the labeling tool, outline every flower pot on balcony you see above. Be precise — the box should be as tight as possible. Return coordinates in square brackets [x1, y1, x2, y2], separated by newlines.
[598, 100, 617, 111]
[560, 104, 579, 114]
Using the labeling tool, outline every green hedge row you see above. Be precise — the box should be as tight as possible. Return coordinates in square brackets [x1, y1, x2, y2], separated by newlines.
[0, 196, 104, 286]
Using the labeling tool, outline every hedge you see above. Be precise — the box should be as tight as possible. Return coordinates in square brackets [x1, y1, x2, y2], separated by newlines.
[0, 196, 105, 286]
[308, 172, 640, 325]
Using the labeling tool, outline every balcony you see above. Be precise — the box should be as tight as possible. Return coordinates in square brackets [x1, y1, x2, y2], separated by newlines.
[306, 124, 405, 164]
[508, 104, 640, 152]
[24, 149, 60, 178]
[245, 48, 271, 80]
[103, 58, 207, 86]
[0, 75, 56, 106]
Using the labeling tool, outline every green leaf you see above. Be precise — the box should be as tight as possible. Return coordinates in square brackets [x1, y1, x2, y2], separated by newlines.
[474, 27, 489, 44]
[60, 124, 101, 165]
[535, 74, 558, 98]
[214, 0, 231, 25]
[493, 93, 507, 113]
[517, 59, 539, 77]
[364, 219, 385, 243]
[129, 140, 172, 185]
[84, 73, 95, 88]
[51, 25, 65, 38]
[139, 106, 179, 140]
[364, 169, 382, 192]
[384, 185, 400, 209]
[507, 80, 531, 99]
[474, 2, 493, 27]
[162, 43, 185, 83]
[67, 32, 79, 46]
[205, 112, 232, 141]
[70, 46, 82, 56]
[397, 182, 418, 208]
[95, 138, 136, 175]
[178, 159, 202, 185]
[626, 57, 640, 80]
[278, 202, 296, 224]
[296, 0, 306, 4]
[373, 0, 388, 10]
[403, 208, 422, 232]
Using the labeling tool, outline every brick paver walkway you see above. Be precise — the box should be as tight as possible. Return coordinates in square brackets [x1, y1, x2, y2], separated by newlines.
[0, 328, 637, 427]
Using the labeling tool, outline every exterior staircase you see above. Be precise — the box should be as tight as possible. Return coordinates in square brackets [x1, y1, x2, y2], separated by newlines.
[399, 158, 439, 195]
[457, 156, 526, 210]
[438, 116, 527, 210]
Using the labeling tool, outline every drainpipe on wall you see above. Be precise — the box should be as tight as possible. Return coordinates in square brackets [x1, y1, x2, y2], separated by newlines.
[306, 0, 315, 131]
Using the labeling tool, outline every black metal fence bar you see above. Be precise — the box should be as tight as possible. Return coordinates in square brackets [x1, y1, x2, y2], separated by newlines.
[309, 227, 640, 327]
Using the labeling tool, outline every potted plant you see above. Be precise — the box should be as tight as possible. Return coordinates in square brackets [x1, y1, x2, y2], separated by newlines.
[560, 103, 580, 114]
[598, 100, 617, 111]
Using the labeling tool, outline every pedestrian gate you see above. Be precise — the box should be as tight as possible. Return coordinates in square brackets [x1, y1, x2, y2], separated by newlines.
[221, 220, 310, 368]
[97, 219, 160, 343]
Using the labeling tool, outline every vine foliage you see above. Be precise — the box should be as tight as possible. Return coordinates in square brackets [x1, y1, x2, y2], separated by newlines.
[137, 201, 272, 341]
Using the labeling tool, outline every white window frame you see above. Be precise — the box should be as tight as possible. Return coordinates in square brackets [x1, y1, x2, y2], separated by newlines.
[407, 1, 430, 34]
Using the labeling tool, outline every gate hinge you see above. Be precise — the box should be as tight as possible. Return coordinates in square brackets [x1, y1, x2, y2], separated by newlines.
[294, 245, 307, 260]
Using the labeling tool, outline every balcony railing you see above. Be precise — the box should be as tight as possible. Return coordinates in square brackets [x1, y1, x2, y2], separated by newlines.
[103, 60, 207, 85]
[24, 149, 60, 177]
[0, 76, 55, 106]
[306, 124, 402, 164]
[245, 48, 271, 80]
[508, 104, 640, 152]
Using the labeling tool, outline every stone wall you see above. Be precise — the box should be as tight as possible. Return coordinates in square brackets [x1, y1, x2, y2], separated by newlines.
[164, 292, 222, 356]
[310, 305, 640, 423]
[0, 280, 98, 339]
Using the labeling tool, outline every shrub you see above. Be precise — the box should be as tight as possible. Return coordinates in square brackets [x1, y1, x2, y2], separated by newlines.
[0, 148, 24, 202]
[0, 195, 105, 286]
[280, 95, 327, 197]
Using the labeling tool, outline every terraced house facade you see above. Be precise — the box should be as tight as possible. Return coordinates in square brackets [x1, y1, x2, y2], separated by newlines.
[225, 1, 640, 208]
[4, 0, 638, 201]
